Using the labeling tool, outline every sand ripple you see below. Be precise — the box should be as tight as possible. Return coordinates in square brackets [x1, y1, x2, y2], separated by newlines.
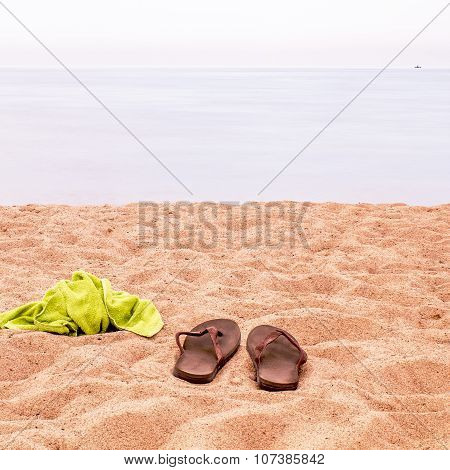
[0, 203, 448, 449]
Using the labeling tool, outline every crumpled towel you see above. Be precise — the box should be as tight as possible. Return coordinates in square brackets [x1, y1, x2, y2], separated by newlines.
[0, 271, 163, 337]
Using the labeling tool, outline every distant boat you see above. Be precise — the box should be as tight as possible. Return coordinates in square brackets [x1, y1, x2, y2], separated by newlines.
[414, 65, 421, 68]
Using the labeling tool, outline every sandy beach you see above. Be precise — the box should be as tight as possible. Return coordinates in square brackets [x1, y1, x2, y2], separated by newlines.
[0, 202, 448, 450]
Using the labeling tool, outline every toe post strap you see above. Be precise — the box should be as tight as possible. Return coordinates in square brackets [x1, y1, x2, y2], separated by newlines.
[254, 329, 307, 369]
[175, 326, 225, 365]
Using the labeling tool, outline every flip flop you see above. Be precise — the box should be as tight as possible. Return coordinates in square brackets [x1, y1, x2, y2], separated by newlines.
[247, 325, 307, 391]
[173, 319, 241, 384]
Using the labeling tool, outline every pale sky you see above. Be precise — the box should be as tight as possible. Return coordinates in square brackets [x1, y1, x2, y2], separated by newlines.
[0, 0, 449, 68]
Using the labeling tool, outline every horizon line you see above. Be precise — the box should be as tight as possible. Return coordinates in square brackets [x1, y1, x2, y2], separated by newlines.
[1, 65, 449, 70]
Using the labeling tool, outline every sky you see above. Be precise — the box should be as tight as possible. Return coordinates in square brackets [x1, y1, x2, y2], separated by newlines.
[0, 0, 449, 68]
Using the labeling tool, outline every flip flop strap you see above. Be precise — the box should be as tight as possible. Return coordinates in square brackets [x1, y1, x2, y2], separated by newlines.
[254, 329, 306, 368]
[175, 326, 224, 365]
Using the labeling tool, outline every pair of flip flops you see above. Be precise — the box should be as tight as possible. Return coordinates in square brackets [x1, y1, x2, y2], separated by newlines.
[173, 319, 307, 391]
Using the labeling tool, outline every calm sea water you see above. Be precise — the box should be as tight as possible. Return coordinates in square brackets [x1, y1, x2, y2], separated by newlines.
[0, 68, 448, 205]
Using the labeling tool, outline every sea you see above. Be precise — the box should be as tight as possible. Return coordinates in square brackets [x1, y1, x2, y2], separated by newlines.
[0, 68, 448, 205]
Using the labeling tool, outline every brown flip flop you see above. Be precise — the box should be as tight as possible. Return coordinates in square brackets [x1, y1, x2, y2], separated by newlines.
[247, 325, 307, 391]
[173, 319, 241, 384]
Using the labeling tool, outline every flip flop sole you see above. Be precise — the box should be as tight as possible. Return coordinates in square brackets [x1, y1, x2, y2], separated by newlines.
[173, 319, 241, 384]
[173, 341, 240, 384]
[246, 346, 298, 391]
[247, 325, 307, 392]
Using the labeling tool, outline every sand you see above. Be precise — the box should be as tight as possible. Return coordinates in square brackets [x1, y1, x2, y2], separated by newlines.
[0, 202, 448, 450]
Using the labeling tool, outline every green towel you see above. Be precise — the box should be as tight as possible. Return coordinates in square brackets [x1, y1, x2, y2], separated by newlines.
[0, 271, 163, 338]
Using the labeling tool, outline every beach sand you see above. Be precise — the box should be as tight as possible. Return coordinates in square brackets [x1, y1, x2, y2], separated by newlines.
[0, 202, 448, 450]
